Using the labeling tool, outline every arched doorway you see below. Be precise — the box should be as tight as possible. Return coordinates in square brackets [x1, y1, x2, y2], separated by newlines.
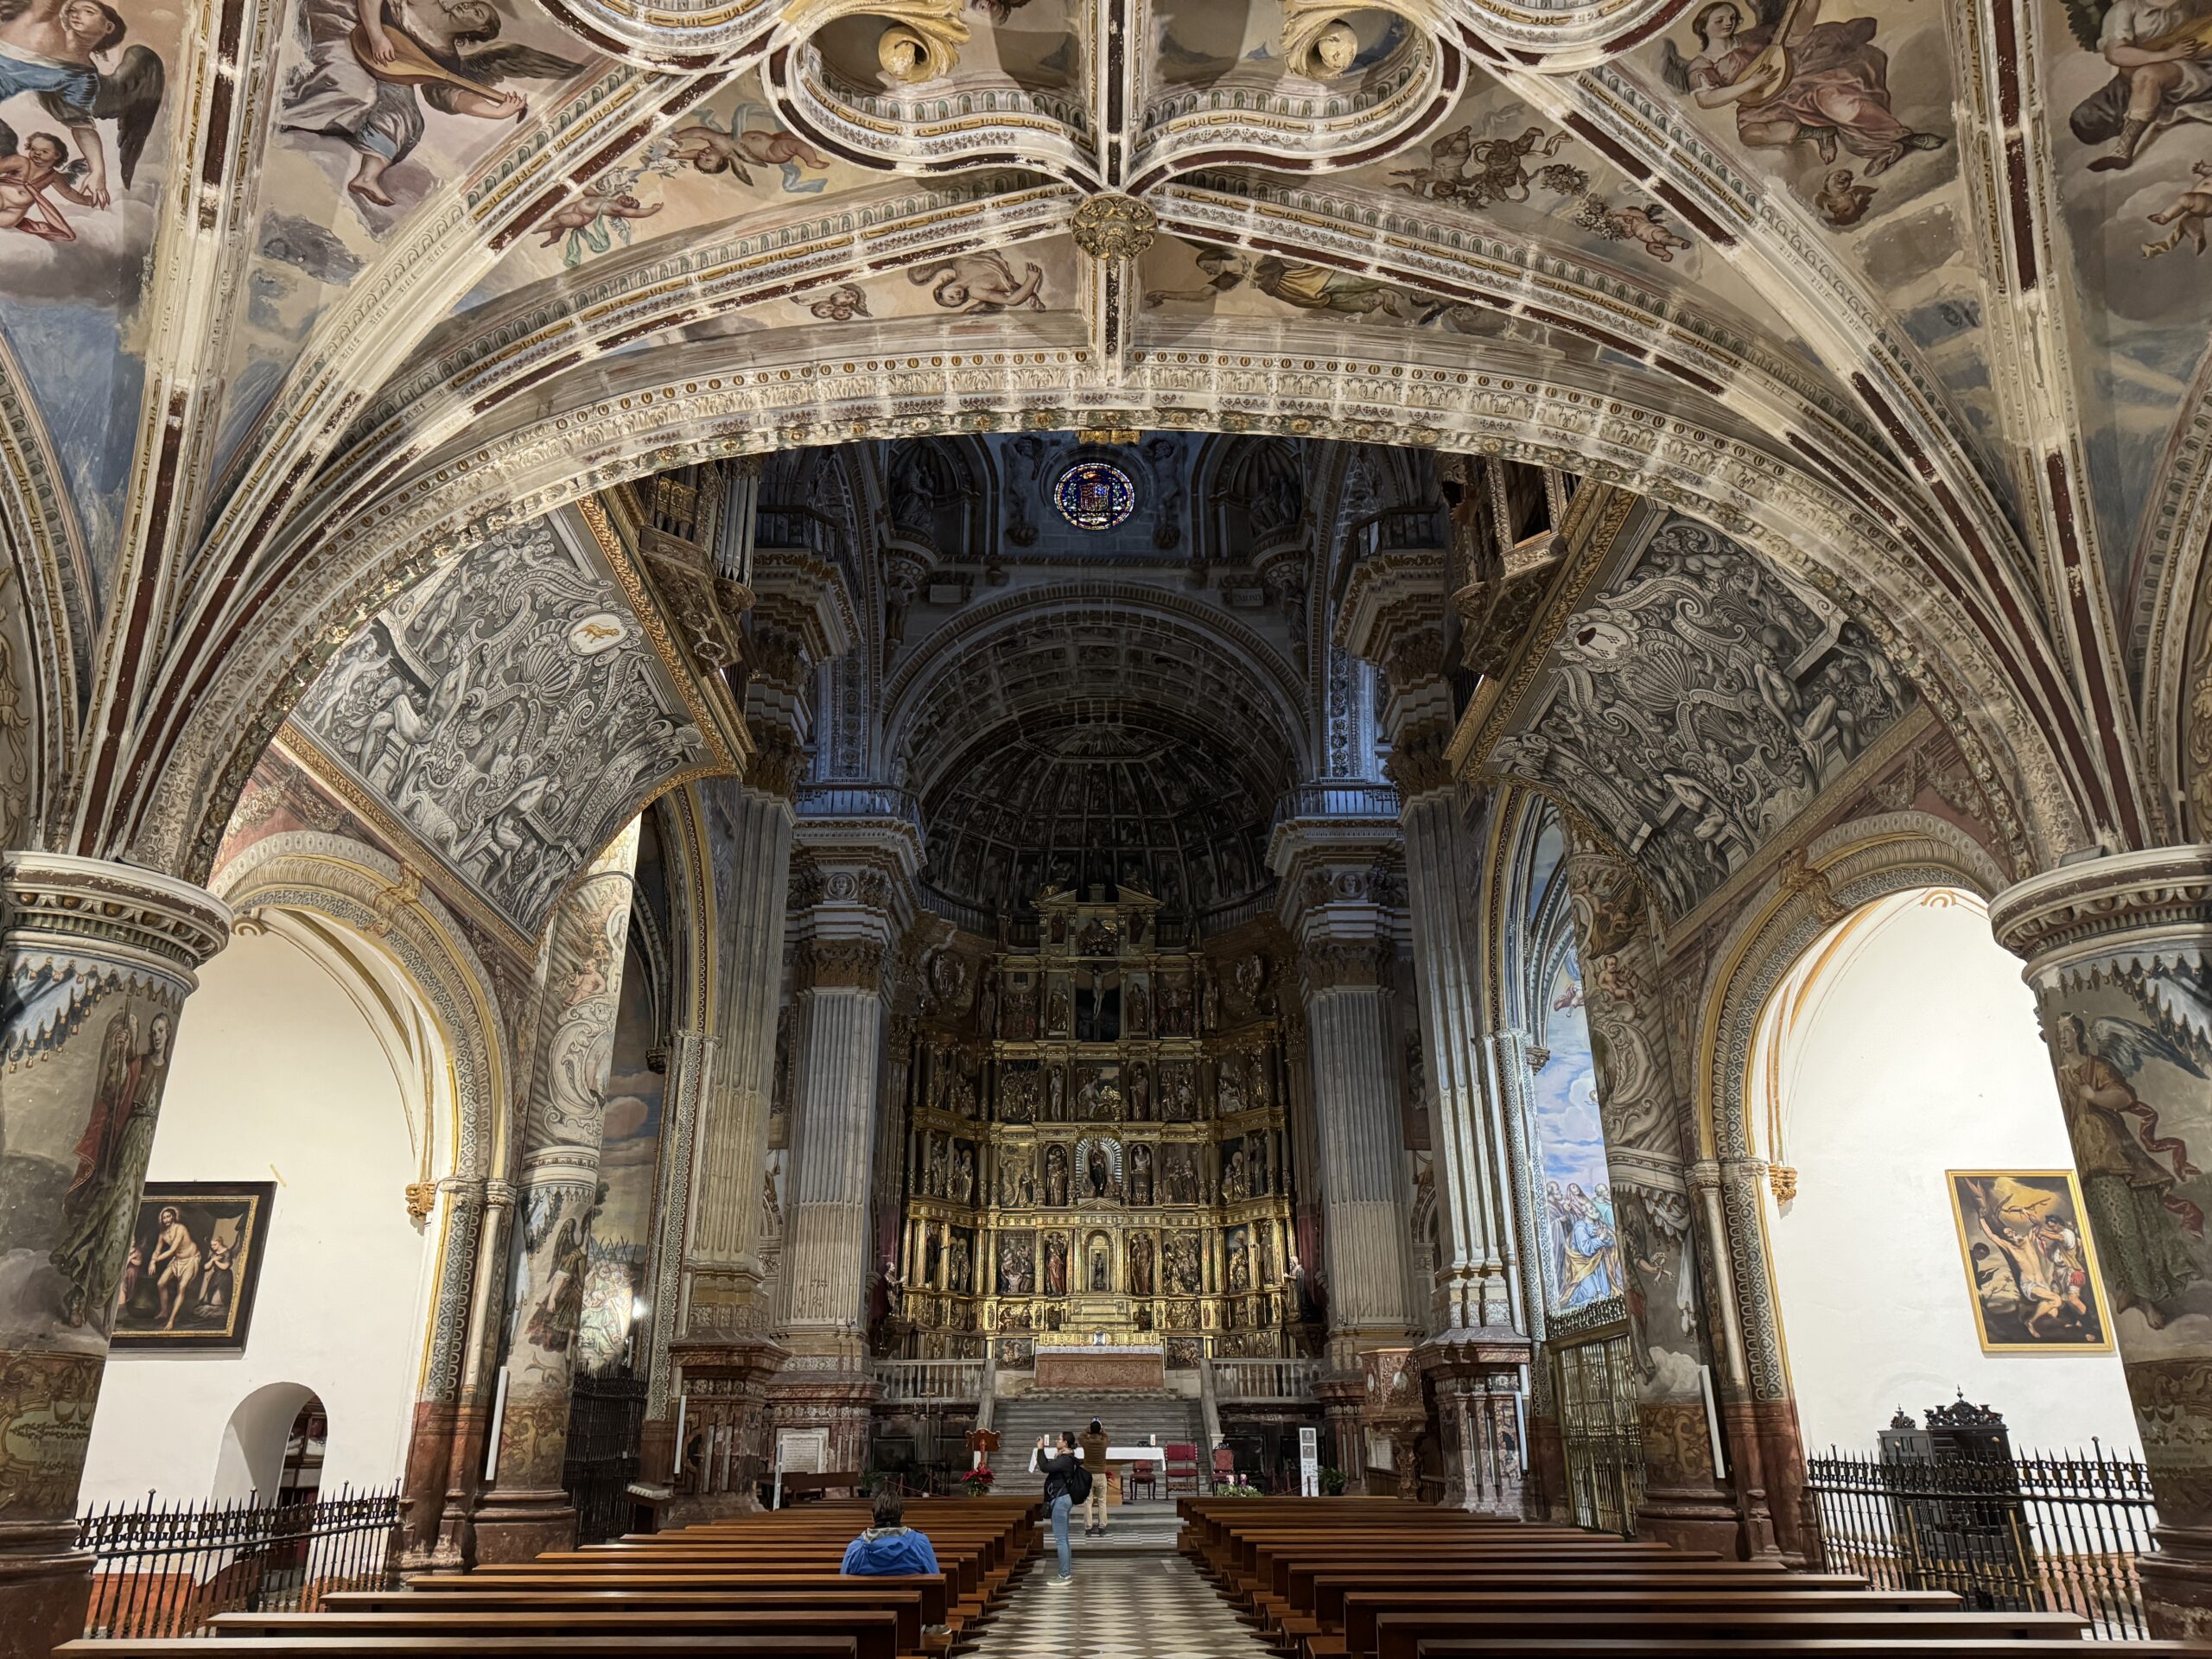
[1748, 888, 2137, 1455]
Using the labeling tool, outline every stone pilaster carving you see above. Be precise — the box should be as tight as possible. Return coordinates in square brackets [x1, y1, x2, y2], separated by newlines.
[1992, 847, 2212, 1639]
[0, 853, 232, 1656]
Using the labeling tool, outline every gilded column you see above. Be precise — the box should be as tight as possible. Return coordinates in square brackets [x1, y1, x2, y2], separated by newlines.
[772, 809, 918, 1478]
[1560, 826, 1745, 1554]
[0, 853, 232, 1658]
[474, 823, 639, 1562]
[1992, 848, 2212, 1638]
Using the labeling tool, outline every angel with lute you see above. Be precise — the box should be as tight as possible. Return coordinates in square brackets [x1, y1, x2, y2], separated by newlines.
[0, 0, 164, 213]
[1662, 1, 1943, 182]
[281, 0, 582, 208]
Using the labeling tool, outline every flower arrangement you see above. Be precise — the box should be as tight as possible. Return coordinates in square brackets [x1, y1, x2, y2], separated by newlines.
[962, 1465, 995, 1495]
[1212, 1472, 1262, 1497]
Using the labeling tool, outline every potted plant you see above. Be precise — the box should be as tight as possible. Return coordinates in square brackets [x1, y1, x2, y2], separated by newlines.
[962, 1464, 995, 1496]
[1320, 1466, 1347, 1496]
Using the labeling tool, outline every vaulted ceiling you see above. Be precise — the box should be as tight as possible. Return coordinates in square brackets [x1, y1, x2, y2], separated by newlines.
[0, 0, 2202, 900]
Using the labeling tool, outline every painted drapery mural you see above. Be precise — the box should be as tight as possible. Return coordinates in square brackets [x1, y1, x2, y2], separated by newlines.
[1530, 952, 1620, 1315]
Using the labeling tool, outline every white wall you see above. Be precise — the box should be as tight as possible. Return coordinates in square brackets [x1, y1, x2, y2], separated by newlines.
[78, 923, 439, 1505]
[1753, 890, 2139, 1457]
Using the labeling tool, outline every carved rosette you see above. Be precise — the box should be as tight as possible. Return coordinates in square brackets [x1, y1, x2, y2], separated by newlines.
[1071, 194, 1159, 262]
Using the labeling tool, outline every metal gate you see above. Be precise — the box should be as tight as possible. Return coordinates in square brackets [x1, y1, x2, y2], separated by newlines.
[564, 1367, 646, 1545]
[1551, 1308, 1645, 1537]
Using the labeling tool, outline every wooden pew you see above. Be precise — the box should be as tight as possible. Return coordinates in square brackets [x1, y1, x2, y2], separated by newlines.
[56, 1638, 860, 1659]
[321, 1588, 931, 1653]
[210, 1609, 906, 1659]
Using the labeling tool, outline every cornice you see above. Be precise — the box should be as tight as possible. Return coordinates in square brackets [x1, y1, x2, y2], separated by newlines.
[1989, 844, 2212, 979]
[2, 850, 232, 979]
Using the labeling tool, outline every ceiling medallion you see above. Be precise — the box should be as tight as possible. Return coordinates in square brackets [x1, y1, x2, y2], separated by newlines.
[1053, 461, 1138, 531]
[1071, 194, 1159, 262]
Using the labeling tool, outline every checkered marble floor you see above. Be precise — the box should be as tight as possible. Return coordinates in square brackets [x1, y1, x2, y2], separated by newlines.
[971, 1554, 1279, 1658]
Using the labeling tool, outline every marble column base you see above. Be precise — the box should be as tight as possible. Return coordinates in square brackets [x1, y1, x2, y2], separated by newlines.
[2140, 1529, 2212, 1639]
[470, 1489, 578, 1564]
[0, 1530, 92, 1659]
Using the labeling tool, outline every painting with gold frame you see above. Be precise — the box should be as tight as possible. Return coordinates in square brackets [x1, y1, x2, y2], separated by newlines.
[1946, 1170, 2113, 1355]
[111, 1182, 276, 1351]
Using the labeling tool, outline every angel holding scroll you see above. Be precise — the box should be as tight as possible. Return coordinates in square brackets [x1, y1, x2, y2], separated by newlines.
[281, 0, 582, 207]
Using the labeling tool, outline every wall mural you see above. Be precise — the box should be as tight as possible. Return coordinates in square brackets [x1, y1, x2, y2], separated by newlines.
[289, 509, 708, 938]
[2046, 0, 2212, 602]
[0, 0, 181, 599]
[1529, 954, 1620, 1315]
[1948, 1169, 2113, 1353]
[575, 931, 660, 1376]
[1490, 513, 1915, 919]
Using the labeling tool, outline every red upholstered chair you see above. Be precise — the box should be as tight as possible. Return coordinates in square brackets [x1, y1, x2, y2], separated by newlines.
[1163, 1442, 1200, 1497]
[1126, 1458, 1159, 1502]
[1211, 1446, 1235, 1487]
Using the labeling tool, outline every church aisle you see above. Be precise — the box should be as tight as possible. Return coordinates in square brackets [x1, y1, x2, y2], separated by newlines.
[971, 1550, 1277, 1659]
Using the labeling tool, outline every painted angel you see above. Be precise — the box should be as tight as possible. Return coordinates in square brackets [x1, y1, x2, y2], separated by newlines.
[2053, 1010, 2208, 1326]
[0, 124, 98, 238]
[0, 0, 163, 211]
[1660, 1, 1945, 181]
[2065, 0, 2212, 171]
[654, 106, 830, 192]
[280, 0, 584, 207]
[537, 169, 661, 265]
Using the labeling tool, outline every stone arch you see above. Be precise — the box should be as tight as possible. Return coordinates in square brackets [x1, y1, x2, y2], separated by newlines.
[137, 337, 2089, 888]
[1688, 810, 2011, 1407]
[211, 830, 513, 1413]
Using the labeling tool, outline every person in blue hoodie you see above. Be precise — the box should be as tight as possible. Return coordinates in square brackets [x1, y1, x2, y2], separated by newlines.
[840, 1492, 941, 1576]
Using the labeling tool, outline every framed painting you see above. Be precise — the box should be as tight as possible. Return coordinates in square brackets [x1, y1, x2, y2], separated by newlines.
[110, 1182, 276, 1351]
[1947, 1170, 2113, 1355]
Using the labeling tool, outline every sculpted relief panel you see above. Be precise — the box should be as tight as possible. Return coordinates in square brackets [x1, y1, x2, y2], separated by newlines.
[291, 510, 707, 937]
[1490, 515, 1914, 919]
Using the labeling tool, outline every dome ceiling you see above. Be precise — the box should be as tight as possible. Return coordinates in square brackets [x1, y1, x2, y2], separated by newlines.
[921, 708, 1280, 920]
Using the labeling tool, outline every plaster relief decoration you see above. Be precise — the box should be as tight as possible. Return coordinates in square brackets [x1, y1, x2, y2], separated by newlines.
[1948, 1170, 2113, 1353]
[290, 508, 714, 939]
[110, 1182, 275, 1350]
[1488, 514, 1914, 919]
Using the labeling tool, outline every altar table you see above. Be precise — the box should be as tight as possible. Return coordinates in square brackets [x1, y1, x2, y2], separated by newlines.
[1033, 1343, 1166, 1392]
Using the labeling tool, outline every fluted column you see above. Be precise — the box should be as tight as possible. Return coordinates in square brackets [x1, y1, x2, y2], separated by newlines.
[1273, 813, 1418, 1370]
[0, 853, 232, 1659]
[1992, 848, 2212, 1639]
[474, 823, 639, 1562]
[771, 810, 918, 1479]
[1560, 828, 1747, 1554]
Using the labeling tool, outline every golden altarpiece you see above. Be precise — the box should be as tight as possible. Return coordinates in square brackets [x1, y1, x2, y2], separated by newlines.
[887, 889, 1304, 1371]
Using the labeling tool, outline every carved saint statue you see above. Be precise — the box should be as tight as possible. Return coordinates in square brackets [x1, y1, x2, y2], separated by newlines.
[1229, 1232, 1251, 1292]
[1128, 1060, 1152, 1122]
[1129, 1141, 1154, 1205]
[1045, 1145, 1069, 1207]
[1086, 1139, 1112, 1200]
[1090, 1242, 1109, 1292]
[1126, 980, 1152, 1035]
[1129, 1233, 1155, 1296]
[1046, 1064, 1067, 1122]
[1046, 1233, 1069, 1297]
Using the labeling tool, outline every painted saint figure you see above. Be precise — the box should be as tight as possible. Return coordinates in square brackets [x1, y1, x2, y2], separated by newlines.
[1667, 2, 1943, 181]
[2068, 0, 2212, 172]
[51, 1008, 171, 1329]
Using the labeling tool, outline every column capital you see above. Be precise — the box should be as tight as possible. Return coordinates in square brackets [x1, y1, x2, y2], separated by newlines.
[2, 850, 232, 982]
[1990, 844, 2212, 978]
[1336, 548, 1454, 743]
[752, 550, 857, 671]
[791, 803, 924, 946]
[1268, 799, 1404, 947]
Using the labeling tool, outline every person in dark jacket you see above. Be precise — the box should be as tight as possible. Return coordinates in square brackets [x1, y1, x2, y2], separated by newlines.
[841, 1492, 941, 1576]
[1037, 1431, 1080, 1583]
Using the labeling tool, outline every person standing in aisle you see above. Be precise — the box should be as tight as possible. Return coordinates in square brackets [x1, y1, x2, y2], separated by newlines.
[1036, 1431, 1084, 1584]
[1078, 1417, 1110, 1535]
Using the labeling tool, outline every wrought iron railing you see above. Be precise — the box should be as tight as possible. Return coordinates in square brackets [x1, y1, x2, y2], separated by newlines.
[78, 1485, 401, 1637]
[1806, 1446, 2158, 1639]
[1210, 1355, 1319, 1403]
[877, 1357, 987, 1404]
[565, 1367, 646, 1546]
[1549, 1307, 1644, 1540]
[1273, 780, 1402, 827]
[797, 782, 923, 831]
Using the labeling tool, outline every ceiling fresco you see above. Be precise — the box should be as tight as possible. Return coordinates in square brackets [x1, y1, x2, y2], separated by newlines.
[0, 0, 2207, 894]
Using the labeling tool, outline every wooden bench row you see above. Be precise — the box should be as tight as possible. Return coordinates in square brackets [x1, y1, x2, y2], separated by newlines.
[1177, 1495, 2212, 1659]
[57, 1497, 1044, 1659]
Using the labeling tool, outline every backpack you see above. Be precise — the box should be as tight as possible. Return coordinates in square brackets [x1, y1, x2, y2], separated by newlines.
[1065, 1459, 1092, 1503]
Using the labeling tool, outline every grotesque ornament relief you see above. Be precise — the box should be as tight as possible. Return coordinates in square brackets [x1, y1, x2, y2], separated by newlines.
[292, 512, 706, 936]
[1491, 516, 1914, 920]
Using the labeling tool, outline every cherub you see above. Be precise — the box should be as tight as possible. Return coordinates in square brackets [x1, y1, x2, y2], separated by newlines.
[0, 0, 164, 211]
[658, 110, 830, 189]
[908, 251, 1045, 312]
[2144, 157, 2212, 257]
[537, 174, 662, 265]
[0, 126, 95, 239]
[796, 283, 868, 321]
[1573, 194, 1695, 261]
[1814, 166, 1876, 226]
